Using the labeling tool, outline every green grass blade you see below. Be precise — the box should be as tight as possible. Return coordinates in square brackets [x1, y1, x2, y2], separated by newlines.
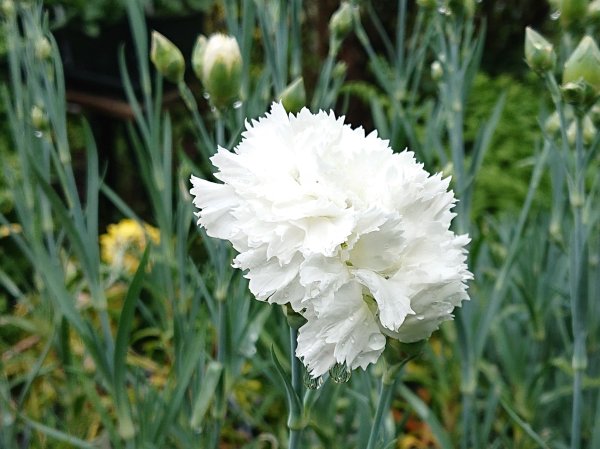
[190, 361, 224, 431]
[398, 384, 453, 449]
[113, 245, 150, 440]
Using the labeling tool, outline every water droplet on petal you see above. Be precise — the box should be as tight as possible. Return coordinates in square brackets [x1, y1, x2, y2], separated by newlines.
[550, 10, 561, 20]
[303, 370, 323, 389]
[329, 363, 351, 383]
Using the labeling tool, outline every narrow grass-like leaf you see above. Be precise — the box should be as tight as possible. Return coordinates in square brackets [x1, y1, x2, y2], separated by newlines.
[113, 245, 150, 439]
[151, 334, 206, 444]
[270, 346, 302, 427]
[398, 384, 453, 449]
[500, 399, 551, 449]
[18, 415, 96, 449]
[190, 361, 224, 430]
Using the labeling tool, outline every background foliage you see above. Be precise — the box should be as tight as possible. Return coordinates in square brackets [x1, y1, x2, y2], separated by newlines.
[1, 1, 599, 449]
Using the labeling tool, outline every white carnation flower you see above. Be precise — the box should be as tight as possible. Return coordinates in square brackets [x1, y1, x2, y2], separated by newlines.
[190, 102, 472, 378]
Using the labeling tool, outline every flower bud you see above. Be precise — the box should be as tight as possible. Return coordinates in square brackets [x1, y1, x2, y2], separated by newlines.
[278, 77, 306, 114]
[562, 36, 600, 106]
[566, 115, 596, 146]
[559, 0, 588, 29]
[329, 2, 356, 41]
[588, 0, 600, 23]
[431, 60, 444, 81]
[192, 33, 242, 110]
[150, 31, 185, 83]
[524, 27, 556, 74]
[35, 37, 52, 60]
[1, 0, 14, 17]
[31, 105, 48, 130]
[332, 61, 347, 79]
[561, 80, 592, 106]
[589, 101, 600, 125]
[544, 111, 561, 135]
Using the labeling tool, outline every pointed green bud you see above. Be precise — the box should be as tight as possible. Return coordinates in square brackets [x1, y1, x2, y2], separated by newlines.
[150, 31, 185, 83]
[559, 0, 588, 29]
[329, 2, 356, 41]
[278, 77, 306, 114]
[524, 27, 556, 74]
[562, 36, 600, 106]
[35, 37, 52, 60]
[193, 33, 242, 110]
[431, 60, 444, 81]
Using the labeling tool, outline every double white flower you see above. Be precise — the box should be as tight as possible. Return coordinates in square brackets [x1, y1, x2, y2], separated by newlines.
[191, 103, 472, 378]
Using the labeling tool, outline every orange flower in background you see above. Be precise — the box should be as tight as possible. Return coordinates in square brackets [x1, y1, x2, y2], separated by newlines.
[100, 219, 160, 274]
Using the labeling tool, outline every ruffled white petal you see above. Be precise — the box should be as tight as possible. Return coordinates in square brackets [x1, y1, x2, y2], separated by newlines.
[296, 281, 386, 377]
[190, 101, 472, 377]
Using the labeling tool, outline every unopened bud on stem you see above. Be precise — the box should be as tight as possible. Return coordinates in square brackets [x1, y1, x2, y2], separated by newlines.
[562, 36, 600, 107]
[150, 31, 185, 83]
[192, 33, 242, 110]
[35, 37, 52, 60]
[524, 27, 556, 74]
[431, 60, 444, 81]
[278, 77, 306, 114]
[1, 0, 14, 17]
[329, 2, 356, 42]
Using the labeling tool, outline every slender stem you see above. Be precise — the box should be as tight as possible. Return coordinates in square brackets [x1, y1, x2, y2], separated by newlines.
[177, 82, 213, 159]
[366, 374, 397, 449]
[288, 327, 303, 449]
[570, 115, 587, 449]
[216, 114, 225, 148]
[211, 298, 228, 449]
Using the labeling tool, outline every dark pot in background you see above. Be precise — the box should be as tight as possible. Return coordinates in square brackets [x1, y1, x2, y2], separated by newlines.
[55, 13, 203, 98]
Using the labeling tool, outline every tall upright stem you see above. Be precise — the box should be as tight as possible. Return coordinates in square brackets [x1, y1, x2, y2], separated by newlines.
[366, 372, 398, 449]
[288, 327, 303, 449]
[570, 115, 587, 449]
[211, 298, 227, 449]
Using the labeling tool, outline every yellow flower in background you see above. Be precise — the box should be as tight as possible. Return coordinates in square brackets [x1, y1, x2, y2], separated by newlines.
[100, 219, 160, 274]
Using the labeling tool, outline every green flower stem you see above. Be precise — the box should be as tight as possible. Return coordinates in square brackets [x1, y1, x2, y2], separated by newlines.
[177, 82, 213, 159]
[288, 327, 303, 449]
[211, 298, 228, 449]
[365, 368, 398, 449]
[216, 114, 225, 148]
[545, 70, 589, 449]
[570, 115, 588, 449]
